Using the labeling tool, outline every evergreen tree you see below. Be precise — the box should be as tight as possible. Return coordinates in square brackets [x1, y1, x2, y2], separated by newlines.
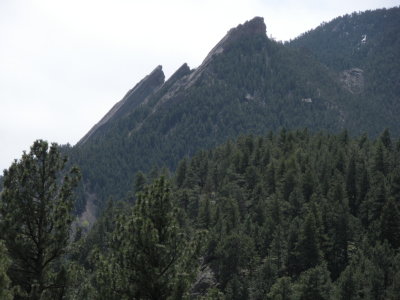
[267, 277, 293, 300]
[373, 142, 387, 175]
[334, 266, 357, 300]
[95, 177, 202, 299]
[0, 140, 80, 299]
[298, 212, 321, 272]
[380, 129, 392, 150]
[292, 264, 332, 300]
[176, 158, 188, 188]
[380, 198, 400, 248]
[250, 259, 278, 300]
[215, 231, 257, 289]
[0, 240, 13, 300]
[346, 153, 358, 215]
[286, 220, 301, 276]
[134, 170, 147, 194]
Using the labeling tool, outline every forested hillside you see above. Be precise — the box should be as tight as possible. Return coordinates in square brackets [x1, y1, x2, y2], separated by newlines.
[3, 130, 400, 298]
[69, 7, 400, 214]
[289, 7, 400, 135]
[1, 7, 400, 299]
[77, 129, 400, 298]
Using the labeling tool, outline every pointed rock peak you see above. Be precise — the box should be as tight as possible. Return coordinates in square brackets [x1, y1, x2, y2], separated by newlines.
[178, 63, 191, 73]
[166, 63, 191, 83]
[129, 64, 165, 95]
[152, 64, 163, 73]
[216, 17, 267, 51]
[147, 65, 165, 83]
[184, 17, 267, 88]
[229, 16, 267, 37]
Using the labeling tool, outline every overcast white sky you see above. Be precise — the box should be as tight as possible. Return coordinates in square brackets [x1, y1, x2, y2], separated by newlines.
[0, 0, 398, 171]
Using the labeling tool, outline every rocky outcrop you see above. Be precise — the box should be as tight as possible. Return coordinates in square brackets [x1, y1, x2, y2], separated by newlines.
[78, 17, 268, 146]
[78, 65, 165, 145]
[340, 68, 364, 94]
[185, 17, 267, 89]
[190, 264, 218, 298]
[147, 63, 192, 107]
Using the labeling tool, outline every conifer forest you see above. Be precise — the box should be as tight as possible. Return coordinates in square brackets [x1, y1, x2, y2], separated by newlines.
[1, 6, 400, 300]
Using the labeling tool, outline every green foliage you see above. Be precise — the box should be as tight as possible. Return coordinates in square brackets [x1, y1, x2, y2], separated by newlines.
[0, 140, 80, 299]
[91, 177, 203, 299]
[292, 264, 333, 300]
[267, 276, 293, 300]
[7, 130, 400, 298]
[162, 129, 400, 297]
[0, 240, 13, 300]
[289, 7, 400, 137]
[380, 197, 400, 248]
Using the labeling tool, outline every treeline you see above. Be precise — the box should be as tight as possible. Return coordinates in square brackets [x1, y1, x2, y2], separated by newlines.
[2, 130, 400, 299]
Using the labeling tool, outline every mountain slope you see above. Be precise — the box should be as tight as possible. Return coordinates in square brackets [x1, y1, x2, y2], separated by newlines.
[70, 11, 400, 213]
[289, 6, 400, 135]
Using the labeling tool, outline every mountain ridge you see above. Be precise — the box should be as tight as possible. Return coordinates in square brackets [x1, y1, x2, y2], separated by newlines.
[69, 8, 400, 214]
[78, 65, 165, 145]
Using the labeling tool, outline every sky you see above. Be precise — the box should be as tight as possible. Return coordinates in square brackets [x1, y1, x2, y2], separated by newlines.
[0, 0, 399, 171]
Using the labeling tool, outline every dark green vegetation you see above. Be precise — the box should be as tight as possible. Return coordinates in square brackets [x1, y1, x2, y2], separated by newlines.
[2, 6, 400, 299]
[289, 7, 400, 136]
[0, 141, 80, 299]
[69, 7, 400, 213]
[4, 130, 400, 299]
[78, 129, 400, 298]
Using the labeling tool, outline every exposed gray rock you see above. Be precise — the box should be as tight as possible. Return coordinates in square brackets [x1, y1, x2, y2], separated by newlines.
[79, 17, 268, 146]
[190, 264, 218, 298]
[78, 65, 165, 145]
[340, 68, 364, 94]
[186, 17, 267, 89]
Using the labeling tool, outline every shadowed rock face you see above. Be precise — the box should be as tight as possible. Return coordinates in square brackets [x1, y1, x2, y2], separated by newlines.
[340, 68, 364, 94]
[78, 65, 165, 145]
[227, 16, 266, 42]
[78, 17, 267, 146]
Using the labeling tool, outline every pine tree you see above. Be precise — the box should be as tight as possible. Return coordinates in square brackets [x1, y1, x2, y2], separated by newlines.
[292, 264, 332, 300]
[286, 220, 301, 277]
[95, 177, 201, 299]
[380, 128, 392, 150]
[380, 198, 400, 249]
[334, 265, 357, 300]
[250, 259, 278, 299]
[298, 212, 321, 272]
[373, 142, 387, 175]
[346, 153, 358, 215]
[0, 241, 13, 300]
[267, 277, 293, 300]
[0, 140, 80, 299]
[176, 158, 188, 188]
[134, 170, 147, 194]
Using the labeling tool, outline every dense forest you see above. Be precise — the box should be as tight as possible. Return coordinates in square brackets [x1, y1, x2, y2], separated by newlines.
[1, 6, 400, 300]
[1, 130, 400, 299]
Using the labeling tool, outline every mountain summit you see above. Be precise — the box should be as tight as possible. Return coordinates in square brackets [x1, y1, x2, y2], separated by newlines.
[70, 8, 400, 214]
